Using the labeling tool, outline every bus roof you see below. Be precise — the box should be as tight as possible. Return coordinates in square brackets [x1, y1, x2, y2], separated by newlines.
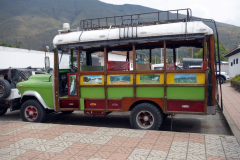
[53, 21, 213, 49]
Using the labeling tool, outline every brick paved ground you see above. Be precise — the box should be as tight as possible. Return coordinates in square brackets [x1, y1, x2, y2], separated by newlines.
[222, 83, 240, 131]
[0, 121, 240, 160]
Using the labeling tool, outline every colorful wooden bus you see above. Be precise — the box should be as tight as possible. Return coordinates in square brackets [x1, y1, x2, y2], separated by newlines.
[17, 9, 218, 130]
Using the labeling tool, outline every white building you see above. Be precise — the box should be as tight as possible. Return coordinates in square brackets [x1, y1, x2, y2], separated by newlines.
[0, 46, 54, 69]
[223, 45, 240, 78]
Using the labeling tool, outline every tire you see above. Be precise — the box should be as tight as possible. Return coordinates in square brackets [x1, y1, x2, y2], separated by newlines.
[130, 103, 163, 130]
[0, 79, 11, 100]
[61, 111, 74, 114]
[217, 76, 224, 84]
[0, 108, 8, 116]
[20, 100, 46, 122]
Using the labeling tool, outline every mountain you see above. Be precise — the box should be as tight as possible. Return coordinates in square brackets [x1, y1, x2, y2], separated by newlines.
[0, 0, 239, 50]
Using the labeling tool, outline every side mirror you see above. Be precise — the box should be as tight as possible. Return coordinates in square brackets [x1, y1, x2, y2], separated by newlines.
[45, 57, 50, 72]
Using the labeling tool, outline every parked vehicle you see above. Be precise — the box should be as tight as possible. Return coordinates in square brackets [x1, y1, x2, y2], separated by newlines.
[0, 68, 46, 115]
[15, 9, 221, 130]
[216, 71, 229, 84]
[151, 64, 164, 70]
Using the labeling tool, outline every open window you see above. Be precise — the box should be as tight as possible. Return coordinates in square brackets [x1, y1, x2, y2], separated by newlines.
[107, 50, 130, 71]
[80, 51, 104, 72]
[58, 49, 79, 97]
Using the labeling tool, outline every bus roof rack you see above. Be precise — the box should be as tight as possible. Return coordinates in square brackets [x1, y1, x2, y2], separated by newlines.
[80, 8, 192, 31]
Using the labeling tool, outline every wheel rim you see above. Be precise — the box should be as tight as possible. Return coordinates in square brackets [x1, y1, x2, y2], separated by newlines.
[0, 84, 4, 97]
[24, 105, 38, 121]
[136, 110, 154, 129]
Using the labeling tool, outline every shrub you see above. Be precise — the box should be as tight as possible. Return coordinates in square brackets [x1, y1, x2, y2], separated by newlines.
[230, 74, 240, 92]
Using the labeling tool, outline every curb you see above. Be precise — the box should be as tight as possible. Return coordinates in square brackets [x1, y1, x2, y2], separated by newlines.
[222, 105, 240, 145]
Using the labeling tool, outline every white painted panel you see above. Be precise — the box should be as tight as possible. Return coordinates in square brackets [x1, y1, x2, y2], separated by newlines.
[53, 21, 213, 46]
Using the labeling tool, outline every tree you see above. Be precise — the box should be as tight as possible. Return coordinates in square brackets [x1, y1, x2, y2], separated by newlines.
[193, 38, 228, 61]
[0, 41, 14, 47]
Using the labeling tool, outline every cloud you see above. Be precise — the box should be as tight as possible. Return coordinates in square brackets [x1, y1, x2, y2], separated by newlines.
[99, 0, 240, 26]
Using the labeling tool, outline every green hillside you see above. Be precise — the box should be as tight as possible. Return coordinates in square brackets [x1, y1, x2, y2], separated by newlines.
[0, 0, 239, 50]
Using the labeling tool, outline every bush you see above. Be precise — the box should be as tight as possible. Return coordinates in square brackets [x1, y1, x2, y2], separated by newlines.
[230, 74, 240, 92]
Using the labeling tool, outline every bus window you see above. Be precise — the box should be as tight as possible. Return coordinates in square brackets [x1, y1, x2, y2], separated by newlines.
[80, 51, 104, 72]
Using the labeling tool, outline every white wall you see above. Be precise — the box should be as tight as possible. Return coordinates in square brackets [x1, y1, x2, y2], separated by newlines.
[216, 64, 229, 73]
[228, 52, 240, 78]
[0, 46, 54, 69]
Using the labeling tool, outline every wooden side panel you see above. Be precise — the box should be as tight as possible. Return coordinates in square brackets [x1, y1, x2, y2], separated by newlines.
[85, 100, 105, 109]
[210, 35, 216, 106]
[122, 97, 164, 111]
[136, 87, 164, 97]
[167, 101, 204, 112]
[108, 100, 122, 110]
[167, 87, 205, 100]
[60, 100, 79, 108]
[54, 49, 60, 111]
[107, 87, 133, 98]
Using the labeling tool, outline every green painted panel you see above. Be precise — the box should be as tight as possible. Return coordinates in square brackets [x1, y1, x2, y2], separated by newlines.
[17, 74, 54, 109]
[136, 87, 164, 97]
[80, 87, 105, 98]
[107, 87, 133, 98]
[59, 69, 70, 73]
[80, 98, 84, 111]
[167, 87, 205, 99]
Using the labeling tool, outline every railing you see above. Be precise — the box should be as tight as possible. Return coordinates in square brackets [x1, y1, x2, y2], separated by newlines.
[80, 8, 192, 31]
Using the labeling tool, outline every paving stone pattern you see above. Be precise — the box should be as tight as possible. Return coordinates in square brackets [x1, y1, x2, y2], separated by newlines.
[0, 122, 240, 160]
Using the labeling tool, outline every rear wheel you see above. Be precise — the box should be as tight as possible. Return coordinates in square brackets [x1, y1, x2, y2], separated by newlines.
[130, 103, 163, 130]
[217, 76, 224, 84]
[0, 79, 11, 100]
[0, 108, 8, 116]
[20, 100, 46, 122]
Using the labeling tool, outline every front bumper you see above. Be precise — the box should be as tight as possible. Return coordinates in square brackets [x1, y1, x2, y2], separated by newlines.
[225, 75, 230, 82]
[0, 98, 21, 111]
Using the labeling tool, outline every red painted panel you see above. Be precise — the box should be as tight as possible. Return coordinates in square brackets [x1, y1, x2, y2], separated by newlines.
[167, 101, 204, 112]
[108, 100, 122, 109]
[60, 100, 79, 108]
[107, 61, 129, 71]
[85, 100, 105, 109]
[166, 63, 175, 70]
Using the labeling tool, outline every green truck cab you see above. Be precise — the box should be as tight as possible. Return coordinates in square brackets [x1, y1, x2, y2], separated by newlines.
[17, 74, 54, 122]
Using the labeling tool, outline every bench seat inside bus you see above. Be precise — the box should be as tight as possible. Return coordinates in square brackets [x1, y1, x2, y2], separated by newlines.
[81, 66, 104, 72]
[136, 63, 151, 70]
[107, 61, 129, 71]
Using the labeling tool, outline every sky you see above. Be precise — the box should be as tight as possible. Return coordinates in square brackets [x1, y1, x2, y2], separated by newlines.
[99, 0, 240, 27]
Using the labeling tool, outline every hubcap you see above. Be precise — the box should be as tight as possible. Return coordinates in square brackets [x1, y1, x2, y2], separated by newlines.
[24, 106, 38, 121]
[136, 110, 154, 129]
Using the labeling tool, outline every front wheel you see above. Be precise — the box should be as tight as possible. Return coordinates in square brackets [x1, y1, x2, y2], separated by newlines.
[0, 108, 8, 116]
[130, 103, 163, 130]
[20, 100, 46, 122]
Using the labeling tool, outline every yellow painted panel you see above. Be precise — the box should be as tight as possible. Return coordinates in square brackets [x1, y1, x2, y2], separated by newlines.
[107, 74, 133, 85]
[80, 75, 104, 85]
[136, 73, 164, 84]
[167, 73, 205, 84]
